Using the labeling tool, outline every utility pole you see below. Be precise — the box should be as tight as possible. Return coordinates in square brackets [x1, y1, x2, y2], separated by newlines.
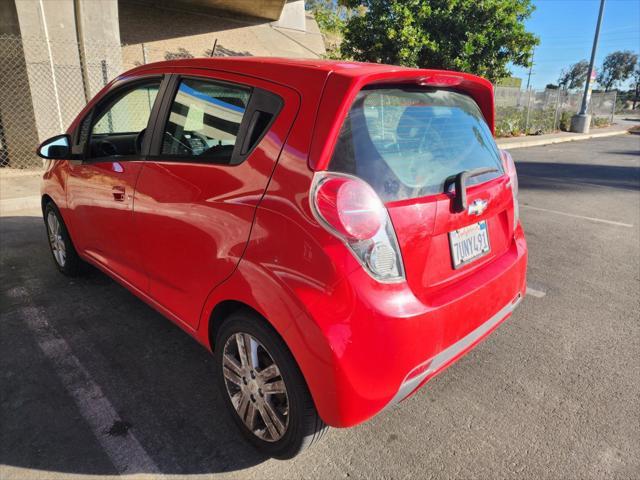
[571, 0, 606, 133]
[523, 47, 535, 134]
[525, 47, 535, 91]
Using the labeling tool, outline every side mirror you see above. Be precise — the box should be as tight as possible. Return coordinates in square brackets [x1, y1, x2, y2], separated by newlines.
[37, 134, 71, 160]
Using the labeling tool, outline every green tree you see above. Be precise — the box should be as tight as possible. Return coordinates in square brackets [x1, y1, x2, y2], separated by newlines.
[597, 50, 638, 92]
[306, 0, 358, 58]
[557, 60, 589, 91]
[339, 0, 538, 82]
[307, 0, 347, 33]
[632, 63, 640, 109]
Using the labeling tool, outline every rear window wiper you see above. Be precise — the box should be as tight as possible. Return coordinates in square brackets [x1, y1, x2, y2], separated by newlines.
[444, 167, 498, 213]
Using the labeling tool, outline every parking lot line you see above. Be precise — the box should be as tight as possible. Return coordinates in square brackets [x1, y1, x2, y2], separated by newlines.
[521, 204, 634, 228]
[8, 287, 161, 476]
[526, 286, 546, 298]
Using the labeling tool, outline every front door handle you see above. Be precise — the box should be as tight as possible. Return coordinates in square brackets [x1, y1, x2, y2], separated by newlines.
[112, 185, 125, 202]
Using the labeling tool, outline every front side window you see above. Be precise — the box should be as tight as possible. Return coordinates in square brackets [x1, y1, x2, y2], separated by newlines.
[329, 88, 504, 202]
[160, 78, 252, 163]
[88, 80, 160, 159]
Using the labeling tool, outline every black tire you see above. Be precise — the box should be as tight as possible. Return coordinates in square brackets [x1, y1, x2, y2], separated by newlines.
[214, 311, 328, 459]
[43, 202, 82, 276]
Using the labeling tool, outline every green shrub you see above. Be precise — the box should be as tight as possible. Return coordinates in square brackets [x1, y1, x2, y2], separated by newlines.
[495, 106, 563, 137]
[590, 116, 610, 128]
[495, 106, 526, 137]
[559, 111, 572, 131]
[496, 105, 611, 136]
[525, 107, 557, 135]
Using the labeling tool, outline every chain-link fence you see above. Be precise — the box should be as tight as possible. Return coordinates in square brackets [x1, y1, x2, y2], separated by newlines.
[494, 86, 617, 137]
[0, 34, 196, 170]
[0, 33, 621, 170]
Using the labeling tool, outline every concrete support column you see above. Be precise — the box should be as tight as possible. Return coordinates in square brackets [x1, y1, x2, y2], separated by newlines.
[74, 0, 122, 99]
[0, 1, 40, 167]
[273, 0, 306, 31]
[13, 0, 122, 142]
[14, 0, 85, 140]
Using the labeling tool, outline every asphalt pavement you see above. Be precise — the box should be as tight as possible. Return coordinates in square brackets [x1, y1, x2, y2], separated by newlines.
[1, 134, 639, 479]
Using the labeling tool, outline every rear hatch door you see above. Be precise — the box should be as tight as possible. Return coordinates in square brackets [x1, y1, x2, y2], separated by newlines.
[329, 87, 515, 304]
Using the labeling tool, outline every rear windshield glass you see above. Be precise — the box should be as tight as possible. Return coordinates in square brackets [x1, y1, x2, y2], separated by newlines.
[329, 88, 503, 202]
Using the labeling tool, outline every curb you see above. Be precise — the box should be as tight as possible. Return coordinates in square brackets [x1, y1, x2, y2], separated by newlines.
[0, 170, 43, 178]
[496, 129, 630, 150]
[0, 195, 41, 215]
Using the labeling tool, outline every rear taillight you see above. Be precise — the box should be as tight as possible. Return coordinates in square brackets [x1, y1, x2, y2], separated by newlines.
[500, 149, 519, 230]
[311, 172, 405, 282]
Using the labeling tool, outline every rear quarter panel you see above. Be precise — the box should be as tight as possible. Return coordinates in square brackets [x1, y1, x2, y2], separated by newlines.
[196, 72, 365, 425]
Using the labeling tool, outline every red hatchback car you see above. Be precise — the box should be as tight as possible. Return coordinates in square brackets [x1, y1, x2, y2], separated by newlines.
[38, 58, 527, 458]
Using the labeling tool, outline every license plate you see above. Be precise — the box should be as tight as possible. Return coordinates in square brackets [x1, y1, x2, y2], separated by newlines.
[449, 220, 491, 269]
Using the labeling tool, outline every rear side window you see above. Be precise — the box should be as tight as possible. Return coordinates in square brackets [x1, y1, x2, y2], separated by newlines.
[161, 78, 251, 163]
[329, 88, 503, 202]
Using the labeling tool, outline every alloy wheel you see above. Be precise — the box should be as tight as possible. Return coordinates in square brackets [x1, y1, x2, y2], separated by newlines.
[47, 211, 66, 267]
[222, 332, 289, 442]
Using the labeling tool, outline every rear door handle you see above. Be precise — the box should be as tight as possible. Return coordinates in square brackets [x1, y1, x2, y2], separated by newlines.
[444, 167, 498, 213]
[112, 185, 125, 202]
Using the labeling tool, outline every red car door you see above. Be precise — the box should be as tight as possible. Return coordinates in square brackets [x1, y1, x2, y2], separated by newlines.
[133, 70, 299, 329]
[65, 76, 165, 291]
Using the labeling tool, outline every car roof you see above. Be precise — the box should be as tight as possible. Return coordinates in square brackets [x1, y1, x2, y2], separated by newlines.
[124, 57, 416, 91]
[129, 56, 409, 74]
[121, 57, 496, 164]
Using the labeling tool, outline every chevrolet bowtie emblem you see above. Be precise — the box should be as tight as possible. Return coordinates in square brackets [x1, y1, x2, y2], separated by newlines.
[468, 199, 488, 216]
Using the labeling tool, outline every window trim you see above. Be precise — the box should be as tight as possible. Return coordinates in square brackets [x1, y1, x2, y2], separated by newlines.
[74, 74, 167, 163]
[148, 74, 283, 166]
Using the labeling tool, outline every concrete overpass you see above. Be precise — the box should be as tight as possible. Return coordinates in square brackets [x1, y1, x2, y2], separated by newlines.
[0, 0, 323, 168]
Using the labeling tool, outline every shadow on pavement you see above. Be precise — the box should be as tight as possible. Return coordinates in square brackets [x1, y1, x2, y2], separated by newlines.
[602, 150, 640, 156]
[517, 161, 640, 191]
[0, 216, 268, 475]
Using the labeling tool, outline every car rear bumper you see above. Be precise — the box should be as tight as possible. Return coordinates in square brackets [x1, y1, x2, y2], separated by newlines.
[305, 224, 527, 428]
[384, 292, 522, 409]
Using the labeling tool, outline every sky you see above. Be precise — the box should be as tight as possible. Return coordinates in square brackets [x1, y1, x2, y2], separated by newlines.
[509, 0, 640, 90]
